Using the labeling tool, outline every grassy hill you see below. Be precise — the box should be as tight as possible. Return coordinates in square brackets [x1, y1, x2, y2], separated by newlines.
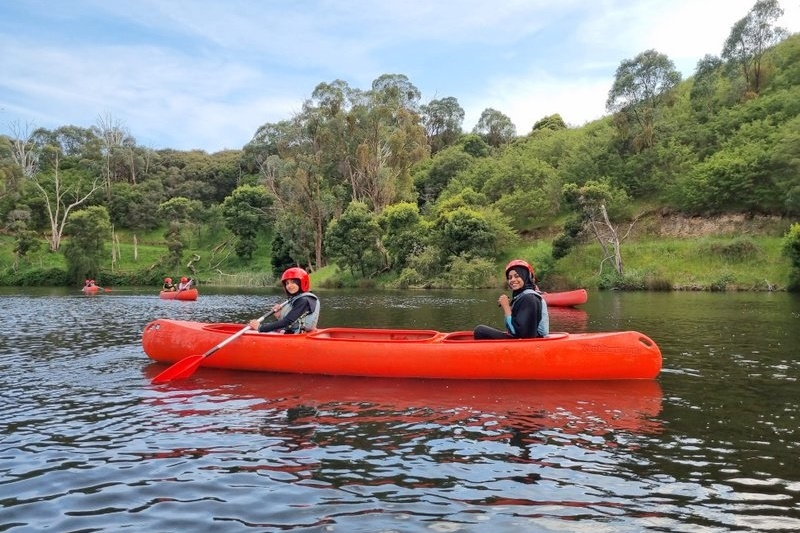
[1, 213, 793, 291]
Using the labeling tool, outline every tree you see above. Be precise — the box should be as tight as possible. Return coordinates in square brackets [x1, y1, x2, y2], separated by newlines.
[158, 197, 202, 267]
[531, 114, 567, 133]
[435, 207, 496, 261]
[63, 206, 112, 284]
[221, 184, 274, 260]
[722, 0, 787, 95]
[30, 147, 102, 251]
[472, 108, 516, 147]
[562, 180, 638, 277]
[606, 49, 681, 150]
[378, 202, 427, 271]
[324, 201, 384, 277]
[421, 96, 464, 154]
[413, 145, 474, 208]
[690, 54, 725, 118]
[7, 209, 40, 269]
[782, 223, 800, 290]
[7, 121, 39, 178]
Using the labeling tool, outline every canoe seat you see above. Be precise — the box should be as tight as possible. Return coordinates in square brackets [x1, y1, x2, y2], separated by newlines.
[310, 328, 440, 341]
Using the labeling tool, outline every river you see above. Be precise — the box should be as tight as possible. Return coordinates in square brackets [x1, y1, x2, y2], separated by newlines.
[1, 287, 798, 532]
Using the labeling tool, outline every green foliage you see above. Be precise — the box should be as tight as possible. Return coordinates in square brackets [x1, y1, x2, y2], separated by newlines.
[108, 180, 164, 231]
[324, 201, 383, 277]
[63, 206, 112, 284]
[472, 108, 516, 147]
[782, 223, 800, 267]
[701, 237, 760, 262]
[0, 267, 69, 286]
[163, 221, 184, 268]
[378, 202, 427, 270]
[221, 184, 274, 260]
[434, 207, 496, 261]
[445, 255, 496, 288]
[413, 146, 474, 207]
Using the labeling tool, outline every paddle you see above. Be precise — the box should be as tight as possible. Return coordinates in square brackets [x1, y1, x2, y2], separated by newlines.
[150, 300, 288, 384]
[177, 278, 194, 292]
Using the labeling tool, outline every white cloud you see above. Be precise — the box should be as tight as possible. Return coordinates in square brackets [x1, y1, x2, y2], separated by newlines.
[1, 0, 798, 151]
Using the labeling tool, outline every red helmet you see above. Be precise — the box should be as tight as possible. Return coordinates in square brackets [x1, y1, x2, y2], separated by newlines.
[281, 267, 310, 292]
[505, 259, 534, 278]
[180, 277, 188, 283]
[164, 277, 172, 283]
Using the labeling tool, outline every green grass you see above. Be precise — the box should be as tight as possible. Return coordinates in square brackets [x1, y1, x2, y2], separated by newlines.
[0, 228, 794, 291]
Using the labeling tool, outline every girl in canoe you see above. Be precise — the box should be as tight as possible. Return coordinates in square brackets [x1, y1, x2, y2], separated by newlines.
[177, 277, 194, 291]
[162, 277, 176, 291]
[249, 267, 320, 334]
[474, 259, 549, 340]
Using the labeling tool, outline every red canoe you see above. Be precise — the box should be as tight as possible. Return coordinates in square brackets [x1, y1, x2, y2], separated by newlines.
[159, 288, 198, 301]
[142, 319, 662, 380]
[542, 288, 588, 307]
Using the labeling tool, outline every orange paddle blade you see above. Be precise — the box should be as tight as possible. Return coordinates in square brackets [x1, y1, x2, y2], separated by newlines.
[151, 354, 205, 384]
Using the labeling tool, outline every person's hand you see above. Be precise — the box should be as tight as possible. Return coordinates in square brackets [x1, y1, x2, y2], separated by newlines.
[271, 303, 283, 317]
[498, 294, 511, 314]
[248, 319, 260, 330]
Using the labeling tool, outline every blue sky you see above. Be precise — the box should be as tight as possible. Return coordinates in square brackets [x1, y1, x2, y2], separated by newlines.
[1, 0, 798, 153]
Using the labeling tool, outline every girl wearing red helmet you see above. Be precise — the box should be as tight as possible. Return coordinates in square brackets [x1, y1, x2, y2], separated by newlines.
[177, 276, 193, 291]
[249, 267, 320, 334]
[162, 277, 176, 291]
[473, 259, 549, 340]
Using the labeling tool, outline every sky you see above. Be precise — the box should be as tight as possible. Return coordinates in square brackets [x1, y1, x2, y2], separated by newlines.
[1, 0, 798, 153]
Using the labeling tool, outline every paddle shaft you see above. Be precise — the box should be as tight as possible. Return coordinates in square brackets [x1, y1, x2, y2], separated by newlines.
[150, 299, 289, 384]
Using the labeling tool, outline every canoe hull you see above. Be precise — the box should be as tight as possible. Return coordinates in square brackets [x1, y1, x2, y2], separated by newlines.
[159, 288, 198, 301]
[542, 288, 588, 307]
[142, 319, 661, 380]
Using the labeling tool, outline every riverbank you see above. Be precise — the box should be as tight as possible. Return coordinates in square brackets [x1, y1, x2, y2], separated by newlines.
[0, 214, 794, 291]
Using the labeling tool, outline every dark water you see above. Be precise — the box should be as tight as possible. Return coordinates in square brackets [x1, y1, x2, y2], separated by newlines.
[1, 287, 798, 532]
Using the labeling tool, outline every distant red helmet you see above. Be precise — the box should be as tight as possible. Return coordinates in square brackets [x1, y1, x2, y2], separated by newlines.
[164, 277, 172, 283]
[180, 277, 188, 283]
[505, 259, 534, 279]
[281, 267, 310, 292]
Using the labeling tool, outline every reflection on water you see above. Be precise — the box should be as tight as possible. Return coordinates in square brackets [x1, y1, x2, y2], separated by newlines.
[0, 287, 798, 531]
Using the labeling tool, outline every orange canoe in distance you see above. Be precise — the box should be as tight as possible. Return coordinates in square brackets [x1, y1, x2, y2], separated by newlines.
[159, 288, 198, 301]
[541, 288, 588, 307]
[142, 319, 662, 380]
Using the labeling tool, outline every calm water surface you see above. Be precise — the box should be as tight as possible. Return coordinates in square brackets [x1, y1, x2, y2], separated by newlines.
[1, 287, 798, 532]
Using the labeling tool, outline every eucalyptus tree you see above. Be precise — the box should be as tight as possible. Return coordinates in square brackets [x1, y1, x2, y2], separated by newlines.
[95, 114, 138, 195]
[25, 141, 102, 252]
[472, 108, 517, 147]
[606, 49, 681, 151]
[7, 121, 39, 178]
[722, 0, 787, 95]
[348, 75, 429, 211]
[247, 114, 341, 270]
[420, 96, 465, 154]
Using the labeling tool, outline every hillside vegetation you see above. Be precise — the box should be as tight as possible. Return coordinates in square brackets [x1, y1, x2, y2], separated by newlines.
[1, 1, 798, 291]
